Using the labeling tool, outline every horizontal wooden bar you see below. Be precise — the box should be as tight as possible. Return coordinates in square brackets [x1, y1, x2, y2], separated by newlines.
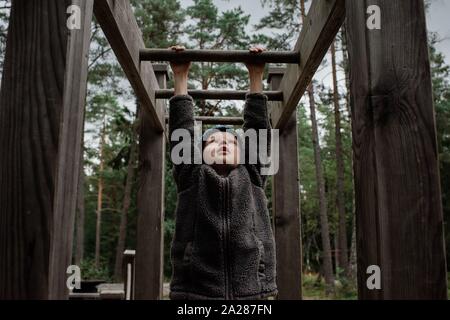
[93, 0, 164, 132]
[165, 116, 243, 126]
[156, 89, 283, 101]
[140, 49, 300, 64]
[271, 0, 346, 129]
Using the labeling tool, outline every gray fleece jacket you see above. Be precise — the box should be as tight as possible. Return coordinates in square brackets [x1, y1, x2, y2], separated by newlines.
[168, 93, 277, 300]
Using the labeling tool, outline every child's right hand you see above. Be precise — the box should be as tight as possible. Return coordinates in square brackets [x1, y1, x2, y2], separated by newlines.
[169, 45, 191, 96]
[169, 45, 191, 76]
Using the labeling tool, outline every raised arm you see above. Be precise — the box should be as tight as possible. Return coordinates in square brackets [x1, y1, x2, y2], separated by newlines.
[168, 46, 200, 192]
[242, 47, 272, 187]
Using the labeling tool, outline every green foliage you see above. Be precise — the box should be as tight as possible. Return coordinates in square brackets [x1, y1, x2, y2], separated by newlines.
[182, 0, 256, 114]
[429, 34, 450, 267]
[0, 1, 10, 74]
[255, 0, 303, 50]
[133, 0, 185, 48]
[79, 258, 112, 282]
[302, 272, 357, 300]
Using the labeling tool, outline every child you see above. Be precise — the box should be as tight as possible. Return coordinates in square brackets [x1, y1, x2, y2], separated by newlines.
[168, 46, 277, 300]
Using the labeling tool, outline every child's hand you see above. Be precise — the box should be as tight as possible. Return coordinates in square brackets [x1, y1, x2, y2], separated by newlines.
[169, 45, 191, 76]
[246, 46, 266, 93]
[169, 45, 191, 95]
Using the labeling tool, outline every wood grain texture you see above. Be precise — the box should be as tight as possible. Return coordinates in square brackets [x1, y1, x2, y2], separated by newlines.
[156, 89, 283, 101]
[48, 0, 93, 300]
[271, 0, 345, 129]
[134, 69, 166, 300]
[93, 0, 164, 131]
[0, 0, 71, 299]
[140, 48, 300, 64]
[269, 69, 303, 299]
[347, 0, 447, 299]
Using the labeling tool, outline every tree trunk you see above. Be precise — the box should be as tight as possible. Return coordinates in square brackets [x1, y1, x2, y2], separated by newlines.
[340, 25, 351, 117]
[300, 0, 334, 295]
[348, 216, 357, 282]
[75, 154, 85, 266]
[331, 40, 349, 274]
[340, 24, 357, 281]
[113, 132, 137, 281]
[308, 84, 335, 295]
[95, 115, 106, 268]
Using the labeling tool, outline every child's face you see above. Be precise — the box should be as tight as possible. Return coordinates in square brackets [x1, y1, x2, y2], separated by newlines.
[203, 131, 241, 169]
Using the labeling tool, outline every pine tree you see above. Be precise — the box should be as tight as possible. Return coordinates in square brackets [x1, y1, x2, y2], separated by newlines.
[330, 40, 348, 274]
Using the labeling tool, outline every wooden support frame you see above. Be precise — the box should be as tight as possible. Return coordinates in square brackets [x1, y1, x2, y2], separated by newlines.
[156, 89, 283, 101]
[2, 0, 444, 302]
[140, 48, 300, 64]
[155, 89, 283, 101]
[93, 0, 164, 131]
[135, 65, 167, 300]
[270, 0, 346, 129]
[48, 0, 94, 300]
[165, 116, 243, 126]
[346, 0, 447, 299]
[269, 68, 303, 300]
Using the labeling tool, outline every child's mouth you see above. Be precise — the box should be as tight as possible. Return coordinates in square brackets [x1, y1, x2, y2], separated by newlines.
[218, 146, 230, 155]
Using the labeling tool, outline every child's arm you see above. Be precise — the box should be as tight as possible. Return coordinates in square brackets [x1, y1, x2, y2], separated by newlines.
[168, 46, 199, 192]
[242, 47, 272, 188]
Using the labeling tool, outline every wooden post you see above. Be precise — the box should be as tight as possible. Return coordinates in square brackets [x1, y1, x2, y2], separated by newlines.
[0, 0, 73, 299]
[135, 64, 167, 300]
[346, 0, 448, 299]
[48, 0, 94, 300]
[122, 250, 136, 300]
[268, 67, 303, 300]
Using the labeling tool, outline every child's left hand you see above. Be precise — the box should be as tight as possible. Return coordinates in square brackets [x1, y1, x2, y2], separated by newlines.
[246, 46, 266, 93]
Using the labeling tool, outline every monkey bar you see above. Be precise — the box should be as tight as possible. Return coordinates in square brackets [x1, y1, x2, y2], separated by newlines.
[140, 48, 300, 64]
[156, 89, 283, 101]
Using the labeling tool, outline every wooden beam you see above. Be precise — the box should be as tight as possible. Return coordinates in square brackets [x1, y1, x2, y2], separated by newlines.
[135, 68, 166, 300]
[156, 89, 283, 101]
[0, 0, 71, 300]
[165, 116, 243, 126]
[347, 0, 447, 299]
[140, 48, 300, 64]
[48, 0, 94, 300]
[269, 68, 302, 300]
[122, 250, 136, 300]
[93, 0, 164, 131]
[271, 0, 345, 129]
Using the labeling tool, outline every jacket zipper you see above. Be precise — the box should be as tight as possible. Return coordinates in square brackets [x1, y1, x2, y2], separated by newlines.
[222, 179, 233, 300]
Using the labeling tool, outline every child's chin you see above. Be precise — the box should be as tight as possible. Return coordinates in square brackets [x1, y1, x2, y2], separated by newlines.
[211, 162, 239, 169]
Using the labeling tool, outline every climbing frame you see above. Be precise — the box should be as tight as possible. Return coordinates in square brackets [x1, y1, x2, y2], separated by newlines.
[0, 0, 446, 300]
